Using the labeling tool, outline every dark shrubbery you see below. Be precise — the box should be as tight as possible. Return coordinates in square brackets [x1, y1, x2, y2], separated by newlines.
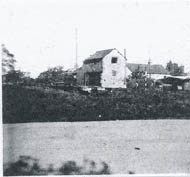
[3, 156, 44, 176]
[3, 85, 190, 123]
[4, 156, 111, 176]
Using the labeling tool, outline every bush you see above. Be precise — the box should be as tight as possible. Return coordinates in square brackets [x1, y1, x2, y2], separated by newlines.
[2, 85, 190, 123]
[4, 156, 111, 176]
[3, 156, 45, 176]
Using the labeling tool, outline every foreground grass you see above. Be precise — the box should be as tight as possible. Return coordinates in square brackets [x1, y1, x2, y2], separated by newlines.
[4, 120, 190, 174]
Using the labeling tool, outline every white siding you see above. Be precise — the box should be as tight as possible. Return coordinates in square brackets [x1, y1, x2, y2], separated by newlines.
[101, 49, 130, 88]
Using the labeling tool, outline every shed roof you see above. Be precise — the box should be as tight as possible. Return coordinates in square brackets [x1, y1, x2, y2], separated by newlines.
[127, 63, 169, 75]
[163, 75, 190, 80]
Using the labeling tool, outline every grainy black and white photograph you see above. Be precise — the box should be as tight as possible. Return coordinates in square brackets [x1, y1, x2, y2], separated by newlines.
[1, 0, 190, 176]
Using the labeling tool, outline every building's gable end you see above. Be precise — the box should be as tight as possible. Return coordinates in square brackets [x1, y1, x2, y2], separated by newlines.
[101, 49, 127, 88]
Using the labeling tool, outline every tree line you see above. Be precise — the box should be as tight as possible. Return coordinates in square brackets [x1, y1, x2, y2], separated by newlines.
[2, 45, 76, 86]
[2, 44, 187, 87]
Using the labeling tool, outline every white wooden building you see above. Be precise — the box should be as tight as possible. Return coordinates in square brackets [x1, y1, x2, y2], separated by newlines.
[76, 48, 131, 88]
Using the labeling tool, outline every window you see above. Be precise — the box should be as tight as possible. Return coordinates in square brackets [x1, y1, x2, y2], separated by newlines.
[112, 70, 117, 76]
[111, 57, 118, 63]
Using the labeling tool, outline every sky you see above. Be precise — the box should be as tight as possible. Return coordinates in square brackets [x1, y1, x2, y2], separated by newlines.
[1, 0, 190, 78]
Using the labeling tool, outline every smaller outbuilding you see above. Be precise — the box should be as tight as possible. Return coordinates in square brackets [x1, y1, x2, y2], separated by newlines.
[158, 76, 190, 91]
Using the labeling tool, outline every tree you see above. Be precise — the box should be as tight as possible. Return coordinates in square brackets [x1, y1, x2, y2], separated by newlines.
[127, 67, 147, 89]
[36, 66, 76, 86]
[131, 67, 146, 80]
[37, 66, 65, 85]
[2, 44, 34, 85]
[4, 70, 28, 84]
[127, 66, 154, 90]
[166, 60, 185, 76]
[2, 44, 16, 75]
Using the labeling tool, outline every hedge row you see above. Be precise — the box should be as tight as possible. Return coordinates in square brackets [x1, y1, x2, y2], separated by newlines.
[3, 85, 190, 123]
[4, 156, 111, 176]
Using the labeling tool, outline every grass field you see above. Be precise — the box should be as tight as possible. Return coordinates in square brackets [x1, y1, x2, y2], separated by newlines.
[3, 119, 190, 174]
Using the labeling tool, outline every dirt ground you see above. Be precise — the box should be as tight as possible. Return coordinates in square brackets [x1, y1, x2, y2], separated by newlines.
[3, 119, 190, 174]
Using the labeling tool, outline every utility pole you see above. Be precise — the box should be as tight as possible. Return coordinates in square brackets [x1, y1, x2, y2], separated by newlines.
[148, 58, 151, 79]
[147, 48, 152, 79]
[74, 28, 78, 69]
[124, 48, 127, 86]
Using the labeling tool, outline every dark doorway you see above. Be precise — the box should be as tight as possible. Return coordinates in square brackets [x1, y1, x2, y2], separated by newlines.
[86, 72, 101, 86]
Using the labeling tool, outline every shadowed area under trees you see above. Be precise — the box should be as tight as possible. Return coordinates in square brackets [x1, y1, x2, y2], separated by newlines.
[3, 85, 190, 123]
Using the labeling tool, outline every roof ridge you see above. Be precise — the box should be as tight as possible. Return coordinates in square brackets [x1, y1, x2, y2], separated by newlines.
[85, 48, 116, 60]
[127, 63, 169, 74]
[96, 48, 115, 52]
[127, 63, 164, 66]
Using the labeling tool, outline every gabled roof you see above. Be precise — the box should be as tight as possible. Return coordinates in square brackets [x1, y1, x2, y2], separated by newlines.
[86, 48, 115, 60]
[127, 63, 169, 75]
